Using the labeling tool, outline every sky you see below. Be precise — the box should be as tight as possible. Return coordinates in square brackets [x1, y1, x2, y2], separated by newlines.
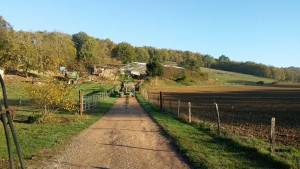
[1, 0, 300, 67]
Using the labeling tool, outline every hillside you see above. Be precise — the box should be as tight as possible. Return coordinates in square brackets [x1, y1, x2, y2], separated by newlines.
[146, 67, 276, 88]
[201, 67, 275, 85]
[1, 15, 300, 84]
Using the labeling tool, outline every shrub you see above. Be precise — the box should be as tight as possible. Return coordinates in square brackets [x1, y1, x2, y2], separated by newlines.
[25, 80, 78, 115]
[163, 67, 208, 85]
[256, 81, 264, 85]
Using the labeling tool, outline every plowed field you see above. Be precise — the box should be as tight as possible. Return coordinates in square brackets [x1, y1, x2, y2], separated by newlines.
[147, 85, 300, 149]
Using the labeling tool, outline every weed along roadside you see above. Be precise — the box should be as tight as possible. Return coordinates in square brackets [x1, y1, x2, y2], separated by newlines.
[136, 93, 300, 168]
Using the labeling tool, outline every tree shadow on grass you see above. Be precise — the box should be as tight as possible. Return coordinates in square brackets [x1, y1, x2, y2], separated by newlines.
[227, 80, 257, 85]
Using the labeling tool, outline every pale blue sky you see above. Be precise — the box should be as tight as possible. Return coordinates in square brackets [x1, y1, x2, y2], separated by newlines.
[1, 0, 300, 67]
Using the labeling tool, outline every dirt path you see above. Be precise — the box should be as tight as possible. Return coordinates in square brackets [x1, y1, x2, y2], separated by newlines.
[36, 97, 190, 169]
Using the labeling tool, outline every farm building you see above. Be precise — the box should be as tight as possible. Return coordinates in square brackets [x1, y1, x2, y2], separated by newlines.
[90, 64, 119, 81]
[120, 62, 147, 78]
[90, 65, 104, 75]
[65, 71, 79, 84]
[90, 64, 118, 76]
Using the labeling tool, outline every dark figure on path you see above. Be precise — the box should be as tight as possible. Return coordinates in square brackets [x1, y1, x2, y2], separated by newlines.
[120, 82, 124, 91]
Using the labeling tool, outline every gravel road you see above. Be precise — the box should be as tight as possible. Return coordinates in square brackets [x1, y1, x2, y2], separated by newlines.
[35, 97, 190, 169]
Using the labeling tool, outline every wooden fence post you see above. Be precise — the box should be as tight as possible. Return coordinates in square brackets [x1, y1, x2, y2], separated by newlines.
[79, 90, 83, 115]
[19, 96, 22, 106]
[178, 100, 180, 118]
[270, 117, 276, 153]
[147, 90, 149, 101]
[93, 95, 96, 108]
[214, 103, 221, 135]
[188, 102, 191, 123]
[160, 91, 163, 110]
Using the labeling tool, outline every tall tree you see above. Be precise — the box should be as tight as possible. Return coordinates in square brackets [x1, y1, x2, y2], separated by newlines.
[146, 56, 164, 77]
[203, 54, 216, 68]
[10, 31, 36, 74]
[181, 58, 201, 71]
[72, 32, 100, 68]
[0, 16, 14, 67]
[218, 55, 230, 62]
[111, 42, 136, 64]
[135, 47, 150, 62]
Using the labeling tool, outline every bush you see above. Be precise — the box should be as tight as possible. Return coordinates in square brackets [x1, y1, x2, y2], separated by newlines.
[163, 67, 208, 85]
[25, 80, 78, 115]
[118, 74, 134, 82]
[256, 81, 264, 85]
[163, 67, 185, 80]
[27, 114, 43, 123]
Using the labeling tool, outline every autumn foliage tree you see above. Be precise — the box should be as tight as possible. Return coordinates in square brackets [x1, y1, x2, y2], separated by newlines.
[26, 80, 77, 116]
[112, 42, 136, 64]
[0, 16, 14, 67]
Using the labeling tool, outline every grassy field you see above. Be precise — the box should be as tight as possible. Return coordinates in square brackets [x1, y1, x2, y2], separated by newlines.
[0, 75, 117, 167]
[74, 81, 114, 95]
[145, 67, 277, 88]
[136, 93, 300, 168]
[201, 67, 275, 85]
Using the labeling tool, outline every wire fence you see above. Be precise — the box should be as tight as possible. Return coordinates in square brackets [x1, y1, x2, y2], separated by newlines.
[139, 88, 300, 150]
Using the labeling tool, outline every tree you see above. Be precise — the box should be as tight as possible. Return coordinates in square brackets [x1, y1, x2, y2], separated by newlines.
[72, 32, 102, 68]
[159, 49, 170, 61]
[9, 31, 37, 75]
[194, 53, 204, 67]
[0, 16, 14, 67]
[103, 38, 116, 56]
[111, 42, 136, 63]
[146, 56, 164, 77]
[25, 80, 77, 117]
[182, 58, 201, 71]
[218, 55, 230, 62]
[72, 32, 89, 59]
[203, 54, 216, 68]
[43, 32, 76, 71]
[135, 47, 150, 62]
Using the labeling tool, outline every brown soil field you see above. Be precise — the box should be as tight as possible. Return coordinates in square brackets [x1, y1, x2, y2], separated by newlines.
[146, 85, 300, 149]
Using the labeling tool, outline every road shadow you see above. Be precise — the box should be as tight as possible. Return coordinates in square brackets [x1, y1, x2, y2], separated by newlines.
[99, 143, 172, 152]
[89, 127, 160, 133]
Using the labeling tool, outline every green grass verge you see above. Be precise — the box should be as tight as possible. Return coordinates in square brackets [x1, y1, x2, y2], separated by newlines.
[0, 97, 117, 167]
[136, 93, 299, 169]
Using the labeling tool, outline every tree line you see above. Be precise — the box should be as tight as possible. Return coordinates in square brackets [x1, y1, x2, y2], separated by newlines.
[1, 16, 299, 82]
[210, 55, 300, 82]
